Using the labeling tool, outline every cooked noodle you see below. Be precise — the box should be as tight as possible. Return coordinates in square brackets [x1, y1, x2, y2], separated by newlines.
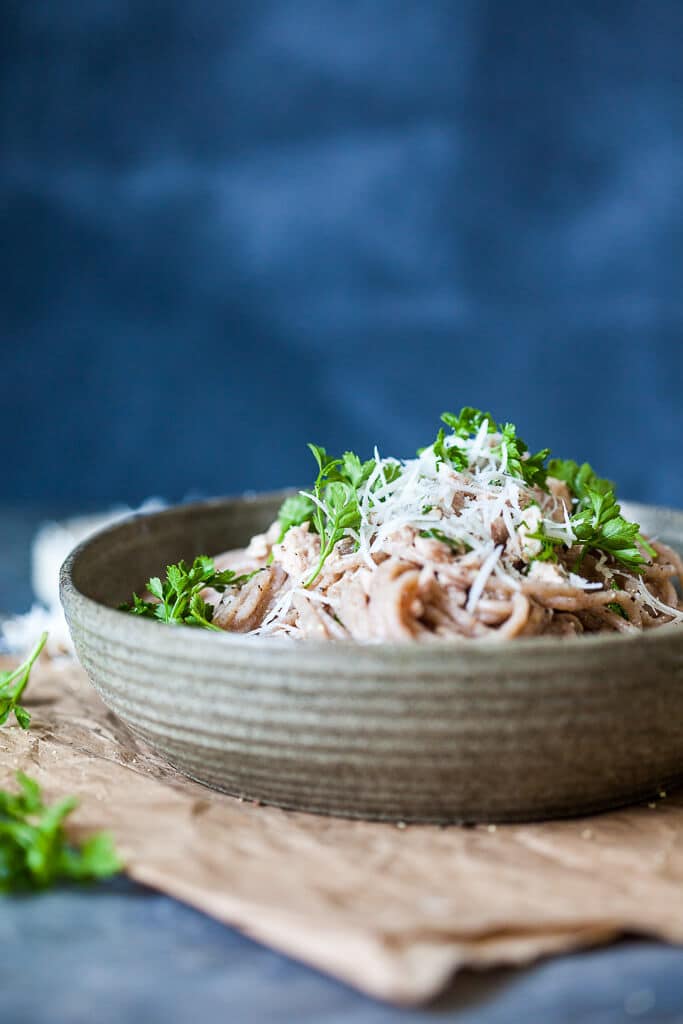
[204, 427, 683, 642]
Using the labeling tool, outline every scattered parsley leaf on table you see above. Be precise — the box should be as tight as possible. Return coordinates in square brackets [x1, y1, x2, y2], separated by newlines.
[0, 772, 121, 893]
[120, 556, 258, 630]
[0, 631, 47, 730]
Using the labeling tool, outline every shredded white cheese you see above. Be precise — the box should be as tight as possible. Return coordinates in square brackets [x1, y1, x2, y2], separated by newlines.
[466, 545, 503, 613]
[568, 573, 604, 591]
[353, 428, 542, 573]
[636, 579, 683, 622]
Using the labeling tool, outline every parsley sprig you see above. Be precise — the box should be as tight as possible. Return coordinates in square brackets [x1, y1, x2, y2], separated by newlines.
[433, 408, 550, 488]
[276, 452, 368, 543]
[441, 406, 497, 440]
[121, 556, 257, 630]
[0, 772, 121, 892]
[496, 422, 550, 489]
[275, 493, 316, 544]
[569, 487, 643, 568]
[524, 522, 567, 563]
[303, 446, 369, 586]
[548, 459, 654, 570]
[0, 632, 47, 730]
[432, 428, 468, 471]
[274, 444, 392, 585]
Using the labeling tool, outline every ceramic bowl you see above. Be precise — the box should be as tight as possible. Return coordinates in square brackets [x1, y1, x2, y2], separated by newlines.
[60, 494, 683, 823]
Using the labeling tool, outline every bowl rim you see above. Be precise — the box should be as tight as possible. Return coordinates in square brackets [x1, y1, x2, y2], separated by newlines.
[59, 491, 683, 660]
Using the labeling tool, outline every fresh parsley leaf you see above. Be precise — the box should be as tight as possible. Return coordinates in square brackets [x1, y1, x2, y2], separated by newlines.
[297, 442, 392, 584]
[441, 407, 497, 439]
[0, 632, 47, 730]
[147, 576, 164, 601]
[497, 423, 550, 488]
[637, 533, 658, 559]
[547, 459, 614, 504]
[0, 772, 121, 893]
[431, 409, 549, 486]
[120, 557, 257, 629]
[431, 427, 468, 470]
[419, 529, 470, 552]
[305, 480, 361, 586]
[546, 457, 582, 491]
[275, 493, 316, 543]
[376, 460, 402, 487]
[570, 498, 644, 569]
[524, 524, 566, 563]
[429, 408, 494, 469]
[341, 451, 374, 489]
[273, 453, 373, 556]
[548, 459, 649, 570]
[304, 444, 344, 540]
[307, 443, 341, 478]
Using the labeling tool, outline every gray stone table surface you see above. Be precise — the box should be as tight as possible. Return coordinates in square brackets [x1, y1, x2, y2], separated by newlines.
[2, 504, 683, 1024]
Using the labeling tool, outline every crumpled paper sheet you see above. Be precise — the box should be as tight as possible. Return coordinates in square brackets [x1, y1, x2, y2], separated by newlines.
[2, 658, 683, 1005]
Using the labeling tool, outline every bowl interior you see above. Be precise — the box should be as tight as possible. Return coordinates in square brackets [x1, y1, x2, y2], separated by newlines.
[68, 492, 286, 609]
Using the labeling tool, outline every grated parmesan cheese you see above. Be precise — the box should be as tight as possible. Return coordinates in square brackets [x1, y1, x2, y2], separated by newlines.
[568, 573, 604, 591]
[352, 427, 542, 574]
[636, 579, 683, 622]
[466, 545, 503, 613]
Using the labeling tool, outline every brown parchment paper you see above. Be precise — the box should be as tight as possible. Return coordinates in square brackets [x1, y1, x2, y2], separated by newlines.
[2, 656, 683, 1005]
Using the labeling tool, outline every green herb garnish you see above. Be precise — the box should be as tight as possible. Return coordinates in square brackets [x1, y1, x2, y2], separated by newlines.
[606, 579, 629, 619]
[121, 556, 257, 630]
[419, 528, 470, 552]
[569, 489, 644, 569]
[276, 493, 316, 543]
[340, 451, 375, 489]
[272, 445, 393, 584]
[275, 449, 375, 540]
[441, 406, 497, 439]
[376, 461, 402, 488]
[496, 422, 550, 489]
[432, 408, 550, 487]
[547, 459, 614, 505]
[548, 459, 648, 570]
[0, 772, 121, 892]
[637, 534, 658, 559]
[304, 445, 363, 586]
[524, 523, 567, 563]
[0, 632, 47, 730]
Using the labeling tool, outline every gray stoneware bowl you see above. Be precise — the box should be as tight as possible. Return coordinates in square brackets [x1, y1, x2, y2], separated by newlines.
[60, 494, 683, 824]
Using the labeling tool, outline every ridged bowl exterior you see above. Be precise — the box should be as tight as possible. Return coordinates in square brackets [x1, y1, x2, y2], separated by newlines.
[60, 494, 683, 823]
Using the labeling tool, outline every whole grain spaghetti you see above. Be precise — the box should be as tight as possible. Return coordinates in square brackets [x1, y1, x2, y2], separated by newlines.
[143, 409, 683, 642]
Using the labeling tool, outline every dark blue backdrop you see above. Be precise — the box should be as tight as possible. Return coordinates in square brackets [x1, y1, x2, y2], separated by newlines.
[2, 1, 681, 506]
